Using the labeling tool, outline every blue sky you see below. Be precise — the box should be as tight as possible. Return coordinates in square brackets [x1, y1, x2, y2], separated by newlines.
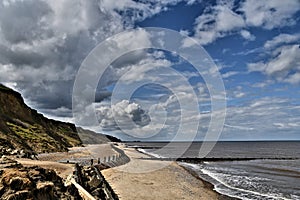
[0, 0, 300, 141]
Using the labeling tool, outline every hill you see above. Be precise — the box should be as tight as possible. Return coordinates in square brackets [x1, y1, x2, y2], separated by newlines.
[77, 127, 121, 144]
[0, 84, 83, 154]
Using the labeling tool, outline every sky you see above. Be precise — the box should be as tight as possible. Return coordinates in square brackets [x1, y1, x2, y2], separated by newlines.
[0, 0, 300, 141]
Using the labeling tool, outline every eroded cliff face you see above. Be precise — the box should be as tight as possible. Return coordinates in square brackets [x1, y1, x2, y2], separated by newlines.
[0, 84, 82, 154]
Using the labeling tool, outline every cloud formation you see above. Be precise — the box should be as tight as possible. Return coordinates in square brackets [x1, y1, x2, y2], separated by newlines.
[248, 44, 300, 84]
[264, 33, 300, 50]
[191, 1, 245, 45]
[187, 0, 300, 45]
[240, 0, 300, 29]
[0, 0, 183, 115]
[222, 97, 300, 140]
[96, 100, 151, 130]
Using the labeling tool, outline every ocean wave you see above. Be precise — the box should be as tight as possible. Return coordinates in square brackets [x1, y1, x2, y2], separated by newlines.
[137, 148, 166, 158]
[201, 167, 293, 200]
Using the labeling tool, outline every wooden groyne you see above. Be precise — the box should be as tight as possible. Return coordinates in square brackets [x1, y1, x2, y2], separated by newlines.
[137, 157, 300, 163]
[72, 164, 119, 200]
[93, 166, 119, 200]
[65, 145, 130, 199]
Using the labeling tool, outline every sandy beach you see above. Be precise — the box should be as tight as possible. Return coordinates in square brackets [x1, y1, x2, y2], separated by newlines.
[102, 146, 220, 200]
[14, 143, 224, 199]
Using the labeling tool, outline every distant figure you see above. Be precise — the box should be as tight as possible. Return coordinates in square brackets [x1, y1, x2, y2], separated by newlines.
[98, 158, 100, 164]
[90, 159, 93, 166]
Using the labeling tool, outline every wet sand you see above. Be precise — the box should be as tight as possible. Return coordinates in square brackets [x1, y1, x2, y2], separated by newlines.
[102, 146, 219, 200]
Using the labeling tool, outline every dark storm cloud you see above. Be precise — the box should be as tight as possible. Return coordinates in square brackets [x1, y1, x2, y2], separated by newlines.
[0, 45, 45, 67]
[0, 0, 190, 122]
[0, 0, 125, 116]
[0, 0, 53, 43]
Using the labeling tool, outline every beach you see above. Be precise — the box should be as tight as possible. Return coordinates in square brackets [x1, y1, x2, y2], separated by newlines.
[14, 143, 234, 199]
[15, 144, 119, 179]
[102, 145, 220, 200]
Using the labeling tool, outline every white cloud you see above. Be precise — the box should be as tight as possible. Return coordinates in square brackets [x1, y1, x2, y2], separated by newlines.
[99, 0, 184, 22]
[222, 97, 300, 140]
[96, 100, 150, 130]
[187, 0, 300, 45]
[224, 124, 254, 131]
[185, 0, 200, 5]
[248, 45, 300, 83]
[264, 33, 300, 50]
[285, 72, 300, 84]
[240, 0, 300, 29]
[192, 2, 245, 45]
[234, 91, 245, 98]
[251, 80, 273, 88]
[240, 30, 255, 41]
[222, 71, 239, 78]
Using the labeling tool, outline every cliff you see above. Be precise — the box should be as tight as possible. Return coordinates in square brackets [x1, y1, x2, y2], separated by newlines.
[0, 84, 82, 154]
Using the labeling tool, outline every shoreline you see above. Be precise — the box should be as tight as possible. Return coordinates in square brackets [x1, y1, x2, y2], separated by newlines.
[101, 145, 231, 200]
[179, 164, 239, 200]
[135, 147, 237, 200]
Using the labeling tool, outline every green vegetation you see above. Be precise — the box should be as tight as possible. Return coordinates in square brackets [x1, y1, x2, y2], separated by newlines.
[5, 122, 63, 152]
[0, 84, 13, 92]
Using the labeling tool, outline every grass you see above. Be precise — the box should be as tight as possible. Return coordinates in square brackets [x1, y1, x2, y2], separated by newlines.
[6, 122, 54, 142]
[5, 121, 79, 152]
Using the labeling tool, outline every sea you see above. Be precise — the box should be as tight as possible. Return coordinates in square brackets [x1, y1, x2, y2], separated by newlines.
[126, 141, 300, 200]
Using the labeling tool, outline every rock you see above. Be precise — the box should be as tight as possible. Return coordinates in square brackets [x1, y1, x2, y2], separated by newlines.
[0, 157, 21, 168]
[11, 149, 19, 155]
[36, 181, 54, 190]
[0, 158, 82, 199]
[0, 183, 5, 196]
[88, 176, 102, 190]
[33, 181, 55, 200]
[4, 190, 30, 200]
[91, 188, 105, 198]
[9, 176, 31, 190]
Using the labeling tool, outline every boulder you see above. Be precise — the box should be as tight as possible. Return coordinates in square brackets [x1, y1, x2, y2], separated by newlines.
[88, 176, 102, 190]
[4, 190, 30, 200]
[33, 181, 55, 200]
[9, 176, 32, 190]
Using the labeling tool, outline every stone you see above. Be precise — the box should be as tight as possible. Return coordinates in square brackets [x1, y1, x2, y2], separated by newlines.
[5, 190, 30, 200]
[9, 176, 31, 190]
[0, 183, 5, 196]
[91, 188, 105, 197]
[11, 149, 19, 155]
[88, 176, 102, 190]
[34, 181, 55, 200]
